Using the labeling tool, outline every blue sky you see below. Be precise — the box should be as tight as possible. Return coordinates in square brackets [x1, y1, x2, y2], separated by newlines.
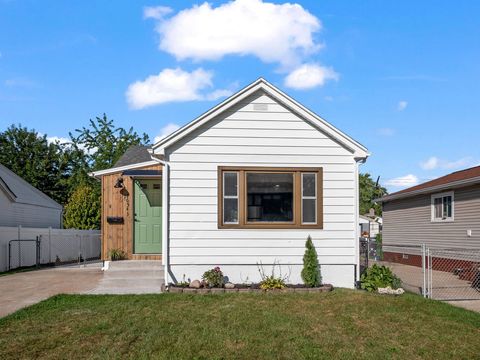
[1, 0, 479, 191]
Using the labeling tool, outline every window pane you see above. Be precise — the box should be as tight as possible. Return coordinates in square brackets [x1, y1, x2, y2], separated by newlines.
[302, 173, 316, 197]
[224, 198, 238, 223]
[246, 172, 293, 222]
[434, 197, 442, 218]
[303, 199, 316, 223]
[224, 172, 238, 197]
[444, 196, 452, 218]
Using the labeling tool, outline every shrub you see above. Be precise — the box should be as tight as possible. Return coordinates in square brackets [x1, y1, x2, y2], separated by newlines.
[202, 267, 224, 288]
[301, 236, 321, 287]
[361, 264, 401, 292]
[177, 274, 190, 288]
[108, 248, 127, 261]
[258, 261, 289, 290]
[63, 185, 101, 230]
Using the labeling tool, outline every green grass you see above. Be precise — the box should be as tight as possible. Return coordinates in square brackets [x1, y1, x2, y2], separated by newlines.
[1, 290, 479, 359]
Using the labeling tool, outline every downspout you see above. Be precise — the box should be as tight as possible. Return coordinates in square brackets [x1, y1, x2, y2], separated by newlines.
[149, 152, 171, 289]
[354, 157, 367, 285]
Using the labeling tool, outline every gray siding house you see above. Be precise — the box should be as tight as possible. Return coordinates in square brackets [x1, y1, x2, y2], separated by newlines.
[0, 164, 63, 228]
[378, 166, 480, 265]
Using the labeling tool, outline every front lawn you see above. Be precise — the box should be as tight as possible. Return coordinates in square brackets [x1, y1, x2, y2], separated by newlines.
[1, 290, 479, 359]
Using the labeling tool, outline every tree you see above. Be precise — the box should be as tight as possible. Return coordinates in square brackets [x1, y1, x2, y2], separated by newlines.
[301, 236, 321, 287]
[359, 173, 387, 216]
[63, 185, 101, 229]
[0, 124, 70, 204]
[70, 113, 149, 171]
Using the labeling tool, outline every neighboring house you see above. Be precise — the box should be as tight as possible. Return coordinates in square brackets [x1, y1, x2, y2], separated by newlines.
[0, 164, 63, 228]
[91, 78, 370, 288]
[377, 165, 480, 266]
[359, 213, 382, 238]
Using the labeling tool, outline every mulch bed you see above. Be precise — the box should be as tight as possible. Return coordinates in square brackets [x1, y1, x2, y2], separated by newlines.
[168, 284, 333, 294]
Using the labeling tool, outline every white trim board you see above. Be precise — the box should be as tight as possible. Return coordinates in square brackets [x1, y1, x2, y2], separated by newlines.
[89, 160, 159, 178]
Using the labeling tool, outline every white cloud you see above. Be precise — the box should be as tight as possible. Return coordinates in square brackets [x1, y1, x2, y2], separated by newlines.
[154, 123, 181, 143]
[284, 63, 338, 90]
[5, 77, 37, 88]
[46, 136, 70, 145]
[420, 156, 475, 171]
[397, 100, 408, 111]
[153, 0, 322, 68]
[126, 67, 232, 109]
[143, 6, 172, 20]
[385, 174, 419, 188]
[376, 128, 395, 137]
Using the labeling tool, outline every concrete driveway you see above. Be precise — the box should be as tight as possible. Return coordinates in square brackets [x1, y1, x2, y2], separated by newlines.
[0, 264, 102, 318]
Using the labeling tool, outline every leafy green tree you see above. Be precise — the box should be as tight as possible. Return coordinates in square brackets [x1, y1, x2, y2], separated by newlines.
[301, 236, 321, 287]
[359, 173, 387, 216]
[63, 185, 101, 229]
[0, 124, 70, 204]
[70, 113, 149, 171]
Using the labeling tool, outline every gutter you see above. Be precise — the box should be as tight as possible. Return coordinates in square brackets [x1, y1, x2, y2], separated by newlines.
[148, 150, 171, 289]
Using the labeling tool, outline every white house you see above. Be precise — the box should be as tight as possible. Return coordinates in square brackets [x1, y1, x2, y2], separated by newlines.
[0, 164, 63, 228]
[93, 78, 369, 289]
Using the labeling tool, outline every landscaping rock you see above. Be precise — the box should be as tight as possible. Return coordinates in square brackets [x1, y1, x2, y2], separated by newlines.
[183, 288, 198, 294]
[237, 288, 252, 293]
[189, 280, 201, 289]
[225, 282, 235, 289]
[210, 288, 225, 294]
[378, 287, 405, 295]
[169, 286, 184, 293]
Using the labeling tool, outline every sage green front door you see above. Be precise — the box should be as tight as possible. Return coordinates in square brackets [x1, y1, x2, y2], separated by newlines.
[134, 179, 162, 254]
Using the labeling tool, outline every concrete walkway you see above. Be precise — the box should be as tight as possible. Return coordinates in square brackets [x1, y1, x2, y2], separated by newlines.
[0, 264, 102, 318]
[378, 261, 480, 313]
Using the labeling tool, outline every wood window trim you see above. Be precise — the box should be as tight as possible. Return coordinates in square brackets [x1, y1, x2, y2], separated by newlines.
[218, 166, 323, 229]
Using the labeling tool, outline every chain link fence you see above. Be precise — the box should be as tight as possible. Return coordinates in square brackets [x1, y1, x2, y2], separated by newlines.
[370, 243, 480, 302]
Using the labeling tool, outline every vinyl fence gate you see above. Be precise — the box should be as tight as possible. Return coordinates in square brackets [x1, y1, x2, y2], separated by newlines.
[8, 237, 41, 270]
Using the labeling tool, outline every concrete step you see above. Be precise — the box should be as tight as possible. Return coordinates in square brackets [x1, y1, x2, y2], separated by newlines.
[104, 268, 165, 277]
[89, 287, 164, 295]
[106, 260, 163, 270]
[98, 278, 164, 287]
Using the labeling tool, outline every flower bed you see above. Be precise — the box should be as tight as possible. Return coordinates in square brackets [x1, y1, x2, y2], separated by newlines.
[167, 284, 333, 294]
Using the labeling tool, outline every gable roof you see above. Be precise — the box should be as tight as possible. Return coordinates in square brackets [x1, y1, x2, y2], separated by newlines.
[89, 145, 161, 178]
[152, 78, 369, 159]
[378, 165, 480, 202]
[0, 164, 62, 210]
[114, 146, 152, 167]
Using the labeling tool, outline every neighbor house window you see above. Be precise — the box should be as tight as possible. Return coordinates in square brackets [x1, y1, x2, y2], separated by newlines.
[218, 167, 323, 229]
[431, 192, 454, 222]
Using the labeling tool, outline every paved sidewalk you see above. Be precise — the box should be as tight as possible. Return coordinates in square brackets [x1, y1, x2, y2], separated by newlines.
[0, 265, 102, 318]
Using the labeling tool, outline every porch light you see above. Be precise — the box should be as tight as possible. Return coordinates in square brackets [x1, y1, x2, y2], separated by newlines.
[114, 177, 124, 189]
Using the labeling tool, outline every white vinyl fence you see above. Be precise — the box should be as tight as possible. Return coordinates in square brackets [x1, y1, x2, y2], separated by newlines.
[0, 226, 101, 272]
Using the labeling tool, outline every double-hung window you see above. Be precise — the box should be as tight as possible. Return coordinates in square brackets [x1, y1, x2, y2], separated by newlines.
[218, 167, 323, 229]
[431, 192, 454, 222]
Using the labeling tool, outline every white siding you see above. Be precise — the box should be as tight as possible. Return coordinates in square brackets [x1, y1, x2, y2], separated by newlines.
[165, 92, 358, 287]
[0, 191, 62, 228]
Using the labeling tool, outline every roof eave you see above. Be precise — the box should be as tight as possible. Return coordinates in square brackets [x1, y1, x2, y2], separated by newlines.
[152, 78, 369, 157]
[89, 160, 160, 179]
[376, 176, 480, 203]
